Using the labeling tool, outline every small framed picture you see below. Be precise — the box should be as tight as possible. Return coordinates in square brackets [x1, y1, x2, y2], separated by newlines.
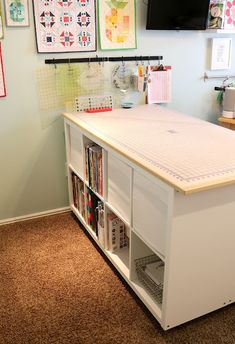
[4, 0, 29, 27]
[211, 38, 232, 70]
[0, 2, 4, 38]
[0, 42, 6, 97]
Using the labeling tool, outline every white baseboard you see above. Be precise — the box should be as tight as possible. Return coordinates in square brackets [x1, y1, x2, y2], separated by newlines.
[0, 207, 71, 226]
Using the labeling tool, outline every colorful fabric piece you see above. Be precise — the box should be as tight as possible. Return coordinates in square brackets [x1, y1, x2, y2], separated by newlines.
[5, 0, 29, 27]
[224, 0, 235, 29]
[98, 0, 136, 50]
[0, 43, 6, 97]
[33, 0, 96, 52]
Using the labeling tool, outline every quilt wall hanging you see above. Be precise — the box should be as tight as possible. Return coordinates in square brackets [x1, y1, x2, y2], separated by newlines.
[33, 0, 96, 53]
[98, 0, 136, 50]
[4, 0, 30, 27]
[0, 43, 6, 97]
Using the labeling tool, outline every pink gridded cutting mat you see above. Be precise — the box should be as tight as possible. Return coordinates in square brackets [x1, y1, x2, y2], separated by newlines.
[65, 105, 235, 193]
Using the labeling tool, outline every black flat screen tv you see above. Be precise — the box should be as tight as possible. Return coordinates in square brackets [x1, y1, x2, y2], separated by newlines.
[146, 0, 210, 30]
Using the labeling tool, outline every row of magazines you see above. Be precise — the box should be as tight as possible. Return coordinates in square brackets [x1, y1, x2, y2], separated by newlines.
[71, 172, 129, 252]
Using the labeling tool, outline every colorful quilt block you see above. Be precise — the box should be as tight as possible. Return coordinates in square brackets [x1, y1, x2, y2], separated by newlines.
[98, 0, 136, 50]
[33, 0, 96, 52]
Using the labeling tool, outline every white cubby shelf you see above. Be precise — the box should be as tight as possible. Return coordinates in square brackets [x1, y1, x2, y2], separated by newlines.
[63, 109, 235, 331]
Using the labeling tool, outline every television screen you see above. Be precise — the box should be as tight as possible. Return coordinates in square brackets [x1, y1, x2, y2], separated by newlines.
[146, 0, 210, 30]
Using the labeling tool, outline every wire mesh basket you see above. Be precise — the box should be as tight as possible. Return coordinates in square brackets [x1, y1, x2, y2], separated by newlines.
[135, 254, 164, 304]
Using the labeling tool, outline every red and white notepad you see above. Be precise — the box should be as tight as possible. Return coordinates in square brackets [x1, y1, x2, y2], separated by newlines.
[147, 66, 172, 104]
[0, 42, 6, 98]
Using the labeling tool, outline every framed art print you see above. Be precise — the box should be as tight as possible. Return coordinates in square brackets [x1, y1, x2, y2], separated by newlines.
[98, 0, 136, 50]
[211, 38, 232, 70]
[0, 2, 4, 38]
[4, 0, 30, 27]
[0, 43, 6, 97]
[33, 0, 97, 53]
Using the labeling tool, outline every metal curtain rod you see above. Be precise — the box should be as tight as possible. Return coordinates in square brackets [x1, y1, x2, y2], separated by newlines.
[204, 72, 235, 82]
[45, 55, 163, 65]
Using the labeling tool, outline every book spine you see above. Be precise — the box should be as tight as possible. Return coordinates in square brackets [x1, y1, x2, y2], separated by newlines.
[76, 175, 80, 211]
[85, 145, 89, 182]
[89, 147, 93, 190]
[87, 190, 92, 227]
[71, 173, 77, 208]
[98, 151, 103, 196]
[97, 202, 105, 246]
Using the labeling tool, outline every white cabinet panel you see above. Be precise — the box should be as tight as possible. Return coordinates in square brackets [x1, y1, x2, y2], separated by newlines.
[70, 126, 84, 179]
[133, 172, 169, 256]
[107, 153, 131, 223]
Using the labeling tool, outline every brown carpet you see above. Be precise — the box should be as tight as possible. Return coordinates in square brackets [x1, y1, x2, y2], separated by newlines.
[0, 212, 234, 344]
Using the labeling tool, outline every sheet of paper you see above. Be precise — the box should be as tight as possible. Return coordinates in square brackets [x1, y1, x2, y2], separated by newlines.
[147, 69, 171, 104]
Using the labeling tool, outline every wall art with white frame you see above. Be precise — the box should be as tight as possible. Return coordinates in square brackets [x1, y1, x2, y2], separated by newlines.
[4, 0, 30, 27]
[211, 37, 232, 70]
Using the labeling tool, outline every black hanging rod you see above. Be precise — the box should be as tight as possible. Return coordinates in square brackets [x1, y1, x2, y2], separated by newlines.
[45, 55, 163, 65]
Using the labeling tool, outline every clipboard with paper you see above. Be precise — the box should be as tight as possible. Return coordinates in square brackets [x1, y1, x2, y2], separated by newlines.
[147, 65, 172, 104]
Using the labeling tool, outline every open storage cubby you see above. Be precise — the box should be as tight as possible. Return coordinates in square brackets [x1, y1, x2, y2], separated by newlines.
[106, 206, 130, 275]
[85, 185, 104, 238]
[130, 231, 164, 306]
[70, 169, 85, 220]
[83, 136, 104, 199]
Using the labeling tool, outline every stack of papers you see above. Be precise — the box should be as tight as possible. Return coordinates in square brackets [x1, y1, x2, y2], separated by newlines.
[145, 261, 164, 286]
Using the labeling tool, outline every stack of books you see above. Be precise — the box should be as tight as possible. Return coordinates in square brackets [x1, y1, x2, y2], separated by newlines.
[85, 143, 103, 196]
[71, 172, 85, 218]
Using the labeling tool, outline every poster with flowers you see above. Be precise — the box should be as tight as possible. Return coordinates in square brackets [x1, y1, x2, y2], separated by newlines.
[33, 0, 97, 53]
[98, 0, 136, 50]
[4, 0, 30, 27]
[0, 43, 6, 97]
[224, 0, 235, 29]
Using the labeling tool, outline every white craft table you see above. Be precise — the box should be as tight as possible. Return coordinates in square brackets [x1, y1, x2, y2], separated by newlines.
[62, 104, 235, 330]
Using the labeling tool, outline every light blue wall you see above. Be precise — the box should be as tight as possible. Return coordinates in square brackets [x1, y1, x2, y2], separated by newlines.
[0, 1, 234, 220]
